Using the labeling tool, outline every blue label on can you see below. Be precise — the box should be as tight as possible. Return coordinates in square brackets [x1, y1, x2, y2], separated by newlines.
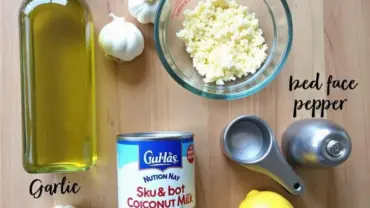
[116, 136, 196, 208]
[139, 140, 182, 171]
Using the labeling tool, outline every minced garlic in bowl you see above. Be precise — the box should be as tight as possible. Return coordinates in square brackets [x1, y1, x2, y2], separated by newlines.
[176, 0, 268, 85]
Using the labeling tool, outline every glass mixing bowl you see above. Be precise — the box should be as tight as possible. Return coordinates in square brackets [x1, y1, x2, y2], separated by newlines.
[154, 0, 293, 100]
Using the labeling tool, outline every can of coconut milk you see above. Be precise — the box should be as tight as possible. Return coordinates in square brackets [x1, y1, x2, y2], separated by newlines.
[116, 132, 196, 208]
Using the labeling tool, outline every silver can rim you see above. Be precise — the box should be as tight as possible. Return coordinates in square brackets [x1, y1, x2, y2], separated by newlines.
[117, 131, 194, 141]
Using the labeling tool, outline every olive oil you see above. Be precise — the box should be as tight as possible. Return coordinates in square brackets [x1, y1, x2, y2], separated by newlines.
[19, 0, 97, 173]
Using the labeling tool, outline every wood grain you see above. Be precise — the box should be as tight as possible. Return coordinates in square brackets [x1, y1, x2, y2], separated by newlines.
[0, 0, 369, 207]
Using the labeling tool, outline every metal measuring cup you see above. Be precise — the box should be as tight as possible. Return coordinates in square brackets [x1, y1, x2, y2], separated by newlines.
[221, 115, 306, 195]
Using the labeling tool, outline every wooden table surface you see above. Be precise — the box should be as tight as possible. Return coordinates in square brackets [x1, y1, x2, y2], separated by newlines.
[1, 0, 369, 207]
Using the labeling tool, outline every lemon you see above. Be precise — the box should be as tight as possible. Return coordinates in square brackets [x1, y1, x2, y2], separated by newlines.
[239, 190, 294, 208]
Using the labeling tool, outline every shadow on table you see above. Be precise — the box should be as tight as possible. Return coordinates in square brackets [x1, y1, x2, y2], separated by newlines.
[228, 161, 309, 208]
[294, 167, 337, 208]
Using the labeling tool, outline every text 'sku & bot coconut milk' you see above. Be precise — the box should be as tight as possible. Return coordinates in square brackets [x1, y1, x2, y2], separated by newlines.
[116, 132, 196, 208]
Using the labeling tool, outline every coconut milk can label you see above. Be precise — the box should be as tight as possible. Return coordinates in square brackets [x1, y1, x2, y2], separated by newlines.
[139, 140, 182, 171]
[117, 138, 196, 208]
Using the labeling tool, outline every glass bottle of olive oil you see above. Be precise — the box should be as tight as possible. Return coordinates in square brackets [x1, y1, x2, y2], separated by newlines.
[19, 0, 97, 173]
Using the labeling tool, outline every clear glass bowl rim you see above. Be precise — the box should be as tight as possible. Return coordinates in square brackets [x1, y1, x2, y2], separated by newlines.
[154, 0, 294, 100]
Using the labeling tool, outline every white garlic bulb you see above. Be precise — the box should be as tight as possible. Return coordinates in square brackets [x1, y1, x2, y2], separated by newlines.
[54, 205, 76, 208]
[99, 13, 144, 62]
[128, 0, 160, 24]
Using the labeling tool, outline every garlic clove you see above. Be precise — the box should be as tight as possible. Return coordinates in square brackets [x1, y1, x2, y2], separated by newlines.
[98, 13, 144, 63]
[54, 205, 76, 208]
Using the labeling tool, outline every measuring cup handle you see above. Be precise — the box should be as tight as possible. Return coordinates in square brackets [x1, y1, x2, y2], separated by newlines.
[259, 144, 306, 195]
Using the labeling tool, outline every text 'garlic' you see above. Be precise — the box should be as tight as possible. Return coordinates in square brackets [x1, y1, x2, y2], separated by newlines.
[128, 0, 160, 24]
[99, 13, 144, 62]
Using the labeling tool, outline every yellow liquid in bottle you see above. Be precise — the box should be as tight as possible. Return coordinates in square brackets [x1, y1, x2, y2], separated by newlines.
[19, 0, 97, 173]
